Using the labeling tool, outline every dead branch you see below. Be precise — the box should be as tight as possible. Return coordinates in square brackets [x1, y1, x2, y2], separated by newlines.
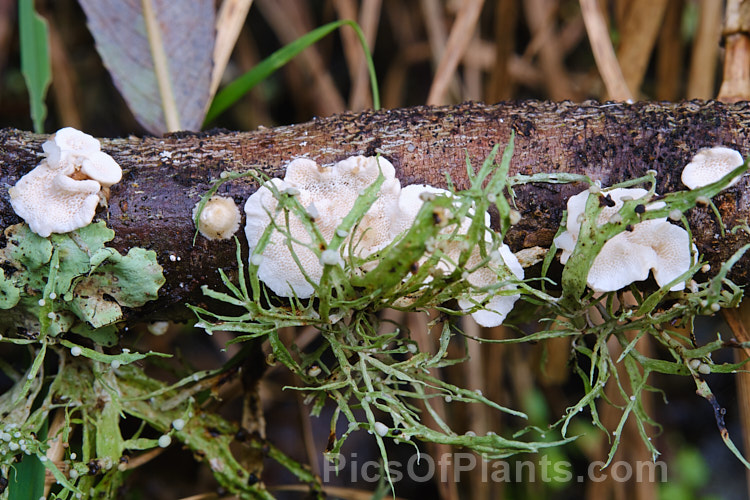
[1, 100, 749, 320]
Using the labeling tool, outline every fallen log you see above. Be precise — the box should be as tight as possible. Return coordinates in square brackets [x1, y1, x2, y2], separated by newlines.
[1, 100, 749, 320]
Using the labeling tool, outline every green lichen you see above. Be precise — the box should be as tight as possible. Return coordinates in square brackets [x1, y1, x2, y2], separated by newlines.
[191, 137, 750, 495]
[0, 270, 20, 309]
[0, 221, 165, 341]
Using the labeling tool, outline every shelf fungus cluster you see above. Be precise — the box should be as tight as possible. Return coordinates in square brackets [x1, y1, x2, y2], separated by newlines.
[9, 127, 122, 237]
[243, 156, 523, 327]
[554, 187, 694, 292]
[681, 146, 744, 190]
[555, 146, 744, 293]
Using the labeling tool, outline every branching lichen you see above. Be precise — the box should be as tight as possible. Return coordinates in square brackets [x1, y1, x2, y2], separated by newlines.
[191, 136, 750, 495]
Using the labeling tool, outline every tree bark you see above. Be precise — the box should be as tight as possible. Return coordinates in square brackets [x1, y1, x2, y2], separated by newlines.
[1, 100, 749, 320]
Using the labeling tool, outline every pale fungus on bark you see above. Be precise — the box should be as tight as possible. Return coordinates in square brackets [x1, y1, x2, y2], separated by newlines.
[8, 127, 123, 237]
[393, 185, 524, 327]
[244, 156, 401, 298]
[681, 146, 745, 190]
[243, 157, 523, 326]
[554, 188, 695, 292]
[193, 196, 241, 240]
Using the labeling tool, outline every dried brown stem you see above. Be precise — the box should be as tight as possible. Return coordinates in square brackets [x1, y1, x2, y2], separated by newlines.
[579, 0, 633, 100]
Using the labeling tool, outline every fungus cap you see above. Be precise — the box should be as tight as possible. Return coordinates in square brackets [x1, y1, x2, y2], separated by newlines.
[396, 185, 524, 327]
[555, 187, 666, 263]
[681, 146, 744, 190]
[554, 188, 694, 292]
[193, 196, 241, 240]
[456, 243, 524, 327]
[244, 156, 401, 298]
[9, 127, 123, 237]
[42, 127, 101, 169]
[9, 160, 101, 237]
[80, 151, 122, 187]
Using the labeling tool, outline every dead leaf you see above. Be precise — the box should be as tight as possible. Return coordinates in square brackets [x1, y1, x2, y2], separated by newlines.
[79, 0, 215, 135]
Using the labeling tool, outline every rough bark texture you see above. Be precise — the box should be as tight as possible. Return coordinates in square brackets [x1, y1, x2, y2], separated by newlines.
[1, 100, 750, 320]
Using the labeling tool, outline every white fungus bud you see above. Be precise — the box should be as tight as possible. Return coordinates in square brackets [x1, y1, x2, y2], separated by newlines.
[688, 359, 702, 370]
[172, 419, 186, 431]
[696, 196, 710, 206]
[70, 346, 82, 357]
[668, 209, 682, 221]
[158, 435, 172, 448]
[710, 302, 721, 312]
[193, 196, 241, 240]
[701, 264, 710, 273]
[608, 213, 623, 224]
[698, 363, 711, 375]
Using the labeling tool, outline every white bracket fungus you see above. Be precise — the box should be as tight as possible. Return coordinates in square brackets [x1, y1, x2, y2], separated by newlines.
[193, 196, 241, 240]
[9, 127, 123, 237]
[244, 156, 401, 298]
[244, 157, 523, 327]
[396, 185, 523, 327]
[554, 188, 695, 292]
[681, 146, 744, 190]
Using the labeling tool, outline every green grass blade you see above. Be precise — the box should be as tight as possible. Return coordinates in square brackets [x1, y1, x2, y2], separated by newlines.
[204, 19, 379, 125]
[8, 420, 47, 500]
[8, 456, 45, 499]
[19, 0, 51, 133]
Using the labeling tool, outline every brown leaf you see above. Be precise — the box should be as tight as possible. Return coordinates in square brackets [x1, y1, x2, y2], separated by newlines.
[79, 0, 215, 135]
